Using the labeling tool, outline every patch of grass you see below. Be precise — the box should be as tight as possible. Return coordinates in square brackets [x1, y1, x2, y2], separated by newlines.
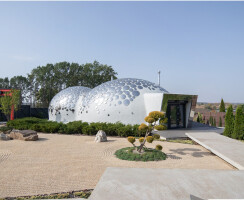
[167, 139, 194, 145]
[2, 190, 92, 199]
[115, 147, 167, 162]
[157, 139, 194, 145]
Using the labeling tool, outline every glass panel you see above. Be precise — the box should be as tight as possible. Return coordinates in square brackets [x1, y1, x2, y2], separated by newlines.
[170, 105, 177, 128]
[169, 104, 184, 128]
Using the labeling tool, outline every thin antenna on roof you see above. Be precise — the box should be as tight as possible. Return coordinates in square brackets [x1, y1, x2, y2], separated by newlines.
[158, 70, 161, 86]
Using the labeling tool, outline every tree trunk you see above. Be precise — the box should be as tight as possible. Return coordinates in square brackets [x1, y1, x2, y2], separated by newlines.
[138, 131, 150, 153]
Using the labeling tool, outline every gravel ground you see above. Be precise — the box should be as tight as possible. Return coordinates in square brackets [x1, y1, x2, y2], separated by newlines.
[0, 133, 235, 198]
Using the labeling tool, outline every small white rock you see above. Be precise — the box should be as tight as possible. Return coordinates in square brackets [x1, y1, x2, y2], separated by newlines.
[95, 130, 107, 143]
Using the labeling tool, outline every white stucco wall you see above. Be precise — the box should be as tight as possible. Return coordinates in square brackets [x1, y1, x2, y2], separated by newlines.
[185, 101, 192, 128]
[144, 93, 164, 116]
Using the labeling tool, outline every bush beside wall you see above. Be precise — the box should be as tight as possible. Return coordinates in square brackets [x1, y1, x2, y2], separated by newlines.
[7, 117, 142, 137]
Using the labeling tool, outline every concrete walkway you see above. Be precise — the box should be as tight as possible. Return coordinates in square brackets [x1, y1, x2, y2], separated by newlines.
[156, 121, 223, 140]
[89, 167, 244, 200]
[186, 132, 244, 170]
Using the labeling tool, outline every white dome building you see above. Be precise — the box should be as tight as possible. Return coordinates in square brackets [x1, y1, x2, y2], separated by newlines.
[49, 86, 91, 123]
[75, 78, 168, 124]
[49, 78, 197, 128]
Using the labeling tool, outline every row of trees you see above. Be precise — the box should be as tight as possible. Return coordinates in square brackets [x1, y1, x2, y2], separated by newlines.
[0, 61, 117, 107]
[224, 105, 244, 140]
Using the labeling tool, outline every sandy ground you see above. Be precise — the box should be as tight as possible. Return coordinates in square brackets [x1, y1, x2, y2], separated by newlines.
[0, 133, 235, 198]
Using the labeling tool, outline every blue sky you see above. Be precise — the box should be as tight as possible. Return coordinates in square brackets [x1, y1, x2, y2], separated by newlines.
[0, 2, 244, 103]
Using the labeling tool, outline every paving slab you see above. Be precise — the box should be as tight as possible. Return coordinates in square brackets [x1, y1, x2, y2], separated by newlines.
[155, 122, 223, 140]
[89, 167, 244, 200]
[186, 132, 244, 170]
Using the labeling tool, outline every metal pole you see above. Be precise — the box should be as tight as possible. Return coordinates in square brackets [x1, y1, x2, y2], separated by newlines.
[158, 70, 161, 86]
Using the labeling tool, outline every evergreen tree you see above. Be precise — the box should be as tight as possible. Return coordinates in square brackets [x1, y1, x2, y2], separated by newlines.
[224, 105, 234, 137]
[209, 116, 213, 126]
[213, 118, 216, 127]
[219, 117, 222, 127]
[197, 115, 200, 122]
[233, 106, 244, 139]
[219, 98, 225, 112]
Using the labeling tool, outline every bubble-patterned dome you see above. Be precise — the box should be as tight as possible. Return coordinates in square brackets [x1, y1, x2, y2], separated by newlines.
[77, 78, 168, 114]
[49, 78, 169, 124]
[49, 86, 91, 122]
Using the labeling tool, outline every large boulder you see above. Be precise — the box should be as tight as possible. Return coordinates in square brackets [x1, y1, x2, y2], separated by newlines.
[9, 130, 38, 141]
[95, 130, 107, 143]
[0, 133, 10, 141]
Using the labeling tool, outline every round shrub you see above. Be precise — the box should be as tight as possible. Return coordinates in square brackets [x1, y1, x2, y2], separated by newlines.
[160, 118, 168, 124]
[139, 137, 144, 143]
[146, 136, 154, 143]
[115, 147, 167, 162]
[153, 134, 160, 140]
[148, 111, 165, 121]
[127, 136, 136, 144]
[144, 116, 155, 123]
[138, 123, 148, 131]
[155, 125, 167, 131]
[155, 144, 163, 151]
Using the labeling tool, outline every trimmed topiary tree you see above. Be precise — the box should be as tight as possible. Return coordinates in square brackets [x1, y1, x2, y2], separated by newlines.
[126, 111, 167, 153]
[219, 98, 226, 112]
[224, 105, 234, 137]
[233, 106, 244, 139]
[137, 111, 167, 153]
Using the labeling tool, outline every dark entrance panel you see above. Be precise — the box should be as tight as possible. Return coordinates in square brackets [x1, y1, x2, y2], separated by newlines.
[166, 100, 187, 129]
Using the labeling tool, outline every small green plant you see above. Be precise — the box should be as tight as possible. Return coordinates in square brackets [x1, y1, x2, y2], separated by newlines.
[155, 144, 163, 150]
[127, 136, 136, 145]
[139, 137, 144, 143]
[153, 134, 160, 140]
[146, 136, 154, 143]
[155, 125, 167, 130]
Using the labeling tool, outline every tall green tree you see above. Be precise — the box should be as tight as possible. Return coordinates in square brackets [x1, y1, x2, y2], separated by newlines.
[0, 61, 117, 108]
[233, 106, 244, 139]
[0, 89, 21, 121]
[10, 76, 30, 103]
[196, 112, 203, 123]
[224, 105, 234, 137]
[219, 117, 222, 127]
[219, 98, 225, 112]
[0, 77, 10, 88]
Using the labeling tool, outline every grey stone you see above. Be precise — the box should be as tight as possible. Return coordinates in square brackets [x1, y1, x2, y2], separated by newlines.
[0, 133, 10, 140]
[186, 132, 244, 170]
[89, 167, 244, 200]
[95, 130, 107, 143]
[9, 129, 38, 141]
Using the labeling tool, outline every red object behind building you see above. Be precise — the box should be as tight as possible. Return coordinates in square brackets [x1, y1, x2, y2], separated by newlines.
[0, 89, 14, 120]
